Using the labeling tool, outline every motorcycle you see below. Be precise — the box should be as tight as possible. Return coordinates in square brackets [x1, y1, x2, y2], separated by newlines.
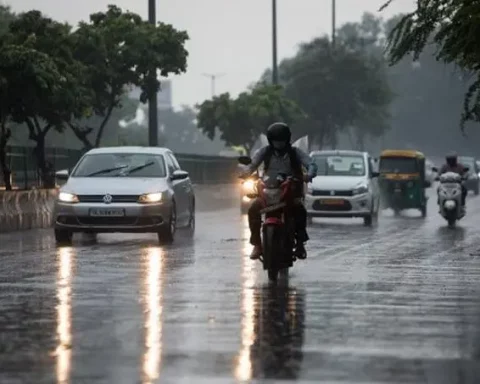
[238, 156, 299, 281]
[436, 168, 469, 227]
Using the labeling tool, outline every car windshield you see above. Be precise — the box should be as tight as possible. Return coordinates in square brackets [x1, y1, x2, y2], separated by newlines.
[312, 154, 366, 176]
[379, 157, 417, 173]
[72, 153, 167, 178]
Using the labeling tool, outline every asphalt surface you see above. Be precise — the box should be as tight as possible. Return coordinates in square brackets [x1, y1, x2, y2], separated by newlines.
[2, 185, 480, 384]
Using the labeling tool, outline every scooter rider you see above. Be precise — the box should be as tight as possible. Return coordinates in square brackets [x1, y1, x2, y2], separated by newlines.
[241, 122, 317, 261]
[439, 151, 467, 207]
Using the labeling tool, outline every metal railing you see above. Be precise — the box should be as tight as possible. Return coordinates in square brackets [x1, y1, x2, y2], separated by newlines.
[1, 145, 237, 189]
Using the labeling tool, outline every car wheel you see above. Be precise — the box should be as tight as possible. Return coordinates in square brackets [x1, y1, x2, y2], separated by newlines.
[363, 215, 373, 226]
[55, 229, 73, 245]
[158, 202, 176, 244]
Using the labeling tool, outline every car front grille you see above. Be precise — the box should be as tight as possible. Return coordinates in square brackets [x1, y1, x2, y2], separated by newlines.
[77, 195, 140, 203]
[311, 190, 353, 197]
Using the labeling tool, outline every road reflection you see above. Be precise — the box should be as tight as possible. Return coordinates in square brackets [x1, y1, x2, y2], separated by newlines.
[55, 246, 75, 384]
[235, 215, 257, 382]
[250, 285, 306, 379]
[141, 246, 164, 384]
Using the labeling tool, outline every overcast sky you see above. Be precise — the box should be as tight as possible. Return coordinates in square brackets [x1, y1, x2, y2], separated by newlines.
[7, 0, 415, 108]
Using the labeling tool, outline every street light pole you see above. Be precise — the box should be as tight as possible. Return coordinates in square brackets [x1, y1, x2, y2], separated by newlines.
[148, 0, 158, 147]
[202, 73, 225, 98]
[331, 0, 336, 48]
[272, 0, 278, 84]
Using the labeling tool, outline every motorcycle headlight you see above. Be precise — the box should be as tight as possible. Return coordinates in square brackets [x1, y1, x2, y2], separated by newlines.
[58, 192, 79, 203]
[138, 192, 163, 203]
[352, 185, 368, 195]
[242, 179, 256, 194]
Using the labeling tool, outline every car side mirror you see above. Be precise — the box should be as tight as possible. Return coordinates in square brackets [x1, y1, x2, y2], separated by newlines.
[431, 167, 438, 173]
[434, 176, 440, 181]
[464, 166, 470, 172]
[171, 169, 189, 180]
[238, 156, 252, 165]
[55, 169, 69, 181]
[424, 180, 431, 187]
[371, 171, 379, 178]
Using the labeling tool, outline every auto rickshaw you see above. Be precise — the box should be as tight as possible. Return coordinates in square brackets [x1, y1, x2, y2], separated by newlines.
[378, 149, 429, 217]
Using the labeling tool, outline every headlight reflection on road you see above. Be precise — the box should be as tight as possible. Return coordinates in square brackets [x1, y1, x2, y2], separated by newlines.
[55, 246, 75, 384]
[235, 215, 256, 382]
[142, 246, 164, 383]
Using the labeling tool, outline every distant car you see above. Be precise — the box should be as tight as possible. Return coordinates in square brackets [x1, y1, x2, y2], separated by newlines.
[305, 150, 380, 226]
[425, 159, 437, 187]
[53, 146, 195, 244]
[459, 156, 479, 195]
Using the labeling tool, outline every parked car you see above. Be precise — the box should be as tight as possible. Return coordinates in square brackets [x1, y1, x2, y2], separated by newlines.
[305, 150, 380, 226]
[459, 156, 479, 195]
[53, 147, 195, 244]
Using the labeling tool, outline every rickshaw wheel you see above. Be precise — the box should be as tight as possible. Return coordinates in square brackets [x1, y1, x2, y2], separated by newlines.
[421, 205, 427, 217]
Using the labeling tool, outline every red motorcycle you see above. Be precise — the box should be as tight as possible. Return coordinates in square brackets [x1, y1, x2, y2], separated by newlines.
[239, 156, 300, 281]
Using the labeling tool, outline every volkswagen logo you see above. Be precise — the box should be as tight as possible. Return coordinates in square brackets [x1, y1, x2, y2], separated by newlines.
[103, 194, 113, 204]
[330, 191, 335, 196]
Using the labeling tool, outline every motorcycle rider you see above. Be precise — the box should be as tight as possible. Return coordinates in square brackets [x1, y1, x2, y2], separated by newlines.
[241, 122, 317, 261]
[439, 151, 468, 207]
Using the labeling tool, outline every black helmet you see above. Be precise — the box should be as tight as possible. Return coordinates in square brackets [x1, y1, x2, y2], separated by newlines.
[446, 151, 457, 166]
[266, 122, 291, 150]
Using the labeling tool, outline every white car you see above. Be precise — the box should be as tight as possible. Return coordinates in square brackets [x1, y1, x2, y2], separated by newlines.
[53, 147, 195, 245]
[305, 150, 380, 226]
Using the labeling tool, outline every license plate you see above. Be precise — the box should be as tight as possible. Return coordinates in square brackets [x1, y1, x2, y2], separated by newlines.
[319, 199, 344, 205]
[89, 208, 125, 217]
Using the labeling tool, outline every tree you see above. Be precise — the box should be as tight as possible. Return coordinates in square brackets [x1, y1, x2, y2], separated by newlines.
[68, 4, 189, 149]
[4, 11, 90, 187]
[196, 84, 305, 152]
[278, 35, 392, 149]
[381, 0, 480, 128]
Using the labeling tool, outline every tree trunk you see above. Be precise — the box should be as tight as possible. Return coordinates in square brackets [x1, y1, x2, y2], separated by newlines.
[26, 119, 55, 188]
[34, 134, 55, 188]
[0, 122, 12, 190]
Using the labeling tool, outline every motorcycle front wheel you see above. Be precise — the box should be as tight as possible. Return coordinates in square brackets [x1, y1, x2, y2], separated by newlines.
[263, 225, 281, 281]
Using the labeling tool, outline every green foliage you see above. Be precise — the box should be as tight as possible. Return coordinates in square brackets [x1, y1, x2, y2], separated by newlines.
[278, 31, 392, 148]
[381, 0, 480, 127]
[196, 84, 305, 151]
[69, 4, 189, 148]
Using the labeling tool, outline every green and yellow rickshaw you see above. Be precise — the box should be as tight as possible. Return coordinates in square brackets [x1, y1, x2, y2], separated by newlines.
[378, 149, 429, 217]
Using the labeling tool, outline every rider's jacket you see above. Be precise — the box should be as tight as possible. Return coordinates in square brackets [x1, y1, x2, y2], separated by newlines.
[439, 163, 467, 175]
[243, 145, 317, 180]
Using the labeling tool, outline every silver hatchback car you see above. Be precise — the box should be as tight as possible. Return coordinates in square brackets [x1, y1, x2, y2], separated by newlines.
[53, 147, 195, 245]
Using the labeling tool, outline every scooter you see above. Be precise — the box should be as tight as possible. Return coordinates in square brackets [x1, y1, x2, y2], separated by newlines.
[238, 156, 299, 281]
[437, 169, 468, 227]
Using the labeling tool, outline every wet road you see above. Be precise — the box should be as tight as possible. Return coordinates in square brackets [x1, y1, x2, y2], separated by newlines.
[2, 186, 480, 383]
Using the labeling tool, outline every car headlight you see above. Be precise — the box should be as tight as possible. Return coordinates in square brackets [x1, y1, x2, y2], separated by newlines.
[352, 185, 368, 195]
[242, 179, 256, 194]
[138, 192, 163, 203]
[58, 192, 79, 203]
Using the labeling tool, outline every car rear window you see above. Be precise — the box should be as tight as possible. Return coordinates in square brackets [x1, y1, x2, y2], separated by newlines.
[72, 153, 167, 177]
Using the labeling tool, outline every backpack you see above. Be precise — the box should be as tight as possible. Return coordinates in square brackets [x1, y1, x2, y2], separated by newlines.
[263, 145, 303, 177]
